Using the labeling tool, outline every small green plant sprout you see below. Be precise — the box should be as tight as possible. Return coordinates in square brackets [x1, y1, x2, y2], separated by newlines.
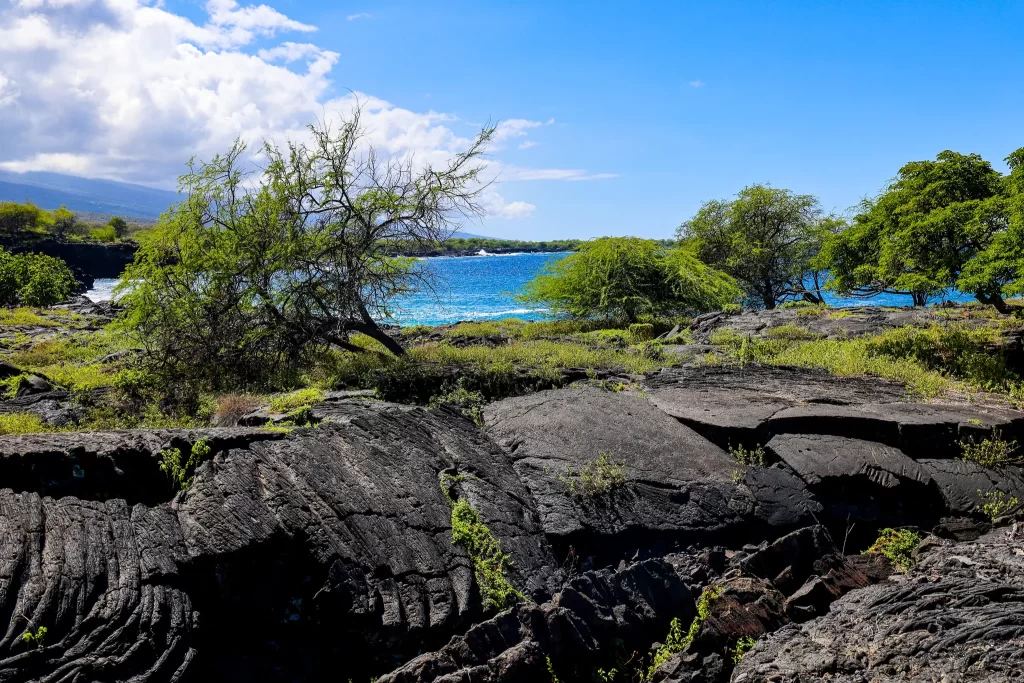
[442, 474, 524, 611]
[21, 625, 47, 649]
[976, 490, 1021, 521]
[863, 528, 922, 573]
[159, 437, 213, 492]
[646, 585, 722, 679]
[967, 418, 984, 426]
[429, 380, 486, 428]
[547, 655, 561, 683]
[958, 430, 1021, 468]
[593, 667, 619, 682]
[728, 443, 767, 467]
[730, 635, 756, 663]
[558, 452, 627, 498]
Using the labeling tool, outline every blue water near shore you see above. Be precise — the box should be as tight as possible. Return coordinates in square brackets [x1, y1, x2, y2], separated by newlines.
[85, 251, 976, 326]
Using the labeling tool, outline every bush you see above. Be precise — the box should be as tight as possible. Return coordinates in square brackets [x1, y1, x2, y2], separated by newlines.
[647, 585, 722, 679]
[0, 248, 77, 306]
[976, 490, 1021, 521]
[519, 237, 740, 323]
[215, 393, 264, 425]
[268, 387, 325, 413]
[864, 528, 921, 572]
[629, 323, 655, 341]
[0, 412, 52, 435]
[959, 431, 1020, 467]
[90, 225, 118, 242]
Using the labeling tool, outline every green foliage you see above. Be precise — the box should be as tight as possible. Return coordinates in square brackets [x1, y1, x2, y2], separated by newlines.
[21, 626, 47, 649]
[52, 204, 77, 238]
[159, 438, 212, 492]
[647, 585, 722, 679]
[547, 655, 561, 683]
[558, 452, 627, 497]
[116, 111, 496, 395]
[976, 490, 1021, 521]
[0, 248, 77, 306]
[107, 216, 129, 239]
[0, 202, 44, 234]
[447, 489, 524, 611]
[864, 528, 922, 572]
[818, 149, 1024, 309]
[729, 444, 767, 467]
[90, 225, 118, 242]
[268, 388, 325, 413]
[730, 636, 756, 663]
[679, 184, 838, 309]
[959, 431, 1020, 467]
[519, 237, 739, 323]
[0, 373, 30, 399]
[0, 412, 53, 435]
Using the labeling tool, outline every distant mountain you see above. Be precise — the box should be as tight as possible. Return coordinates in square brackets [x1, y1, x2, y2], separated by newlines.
[0, 171, 179, 220]
[450, 231, 494, 239]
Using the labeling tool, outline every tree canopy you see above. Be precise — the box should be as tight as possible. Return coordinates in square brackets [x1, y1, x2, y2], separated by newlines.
[677, 184, 834, 309]
[0, 248, 77, 306]
[817, 150, 1022, 309]
[518, 236, 740, 322]
[116, 108, 495, 391]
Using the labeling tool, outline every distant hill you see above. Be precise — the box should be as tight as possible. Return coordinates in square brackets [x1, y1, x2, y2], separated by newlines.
[0, 171, 179, 220]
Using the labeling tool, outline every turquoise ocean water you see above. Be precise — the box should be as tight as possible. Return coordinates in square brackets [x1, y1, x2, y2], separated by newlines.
[85, 251, 975, 326]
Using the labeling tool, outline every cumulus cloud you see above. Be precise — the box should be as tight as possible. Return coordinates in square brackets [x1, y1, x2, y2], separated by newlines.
[0, 0, 609, 220]
[346, 12, 372, 21]
[518, 140, 538, 150]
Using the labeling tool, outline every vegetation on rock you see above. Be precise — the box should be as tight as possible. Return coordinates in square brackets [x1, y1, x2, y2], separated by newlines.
[959, 431, 1020, 467]
[976, 490, 1021, 521]
[646, 584, 722, 679]
[864, 528, 922, 572]
[558, 451, 627, 497]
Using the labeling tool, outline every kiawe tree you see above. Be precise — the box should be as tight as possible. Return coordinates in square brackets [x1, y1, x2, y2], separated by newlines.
[819, 150, 1017, 309]
[117, 108, 495, 390]
[677, 184, 833, 309]
[518, 236, 740, 322]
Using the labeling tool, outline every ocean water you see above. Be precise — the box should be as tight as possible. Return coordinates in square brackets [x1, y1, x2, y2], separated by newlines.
[85, 251, 976, 325]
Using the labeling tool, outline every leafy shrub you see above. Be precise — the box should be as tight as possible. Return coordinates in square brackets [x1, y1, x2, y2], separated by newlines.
[558, 452, 627, 497]
[764, 324, 821, 341]
[959, 431, 1020, 467]
[445, 482, 524, 611]
[159, 438, 212, 492]
[864, 528, 921, 572]
[976, 490, 1020, 521]
[794, 305, 829, 316]
[0, 202, 44, 235]
[429, 380, 486, 427]
[519, 237, 740, 322]
[0, 248, 77, 306]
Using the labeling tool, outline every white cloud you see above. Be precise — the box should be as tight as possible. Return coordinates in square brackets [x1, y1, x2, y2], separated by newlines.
[346, 12, 372, 21]
[689, 80, 705, 88]
[0, 0, 610, 220]
[503, 167, 620, 182]
[518, 140, 538, 150]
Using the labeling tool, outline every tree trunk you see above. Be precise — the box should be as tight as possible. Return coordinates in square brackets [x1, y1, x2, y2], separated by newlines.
[355, 304, 407, 357]
[911, 291, 928, 307]
[975, 292, 1011, 314]
[801, 291, 824, 305]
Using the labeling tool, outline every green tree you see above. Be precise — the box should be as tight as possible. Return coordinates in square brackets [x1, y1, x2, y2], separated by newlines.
[0, 202, 44, 235]
[518, 237, 740, 322]
[117, 109, 494, 392]
[52, 205, 76, 239]
[677, 185, 831, 309]
[107, 216, 129, 239]
[819, 150, 1011, 308]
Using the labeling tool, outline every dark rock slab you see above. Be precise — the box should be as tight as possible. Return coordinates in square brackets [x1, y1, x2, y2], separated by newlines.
[176, 402, 559, 680]
[732, 527, 1024, 683]
[766, 433, 947, 528]
[483, 386, 803, 557]
[918, 458, 1024, 515]
[643, 366, 908, 445]
[739, 525, 836, 595]
[0, 492, 195, 682]
[378, 559, 694, 683]
[783, 553, 893, 622]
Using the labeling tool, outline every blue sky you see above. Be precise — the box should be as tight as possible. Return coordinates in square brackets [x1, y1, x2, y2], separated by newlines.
[2, 1, 1022, 240]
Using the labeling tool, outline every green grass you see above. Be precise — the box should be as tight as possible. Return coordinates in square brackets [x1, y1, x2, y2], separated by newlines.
[0, 412, 54, 435]
[0, 308, 57, 327]
[268, 387, 325, 413]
